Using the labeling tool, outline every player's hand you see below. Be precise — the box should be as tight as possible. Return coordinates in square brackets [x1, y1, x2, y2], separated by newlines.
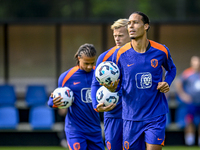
[50, 93, 65, 107]
[96, 103, 116, 112]
[101, 79, 120, 92]
[157, 82, 170, 93]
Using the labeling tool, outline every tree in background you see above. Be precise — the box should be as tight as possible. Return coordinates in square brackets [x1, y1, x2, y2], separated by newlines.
[0, 0, 199, 21]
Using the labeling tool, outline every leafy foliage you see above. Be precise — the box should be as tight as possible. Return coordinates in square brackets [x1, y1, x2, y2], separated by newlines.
[0, 0, 199, 21]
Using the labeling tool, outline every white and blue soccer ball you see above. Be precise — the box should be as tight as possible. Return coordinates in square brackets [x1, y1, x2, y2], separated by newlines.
[96, 86, 119, 106]
[53, 87, 74, 109]
[95, 61, 120, 85]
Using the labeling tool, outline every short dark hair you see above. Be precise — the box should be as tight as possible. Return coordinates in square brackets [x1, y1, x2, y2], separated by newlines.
[74, 43, 96, 65]
[132, 11, 150, 31]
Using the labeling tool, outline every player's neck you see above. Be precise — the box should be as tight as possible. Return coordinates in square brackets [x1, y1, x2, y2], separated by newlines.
[131, 37, 149, 53]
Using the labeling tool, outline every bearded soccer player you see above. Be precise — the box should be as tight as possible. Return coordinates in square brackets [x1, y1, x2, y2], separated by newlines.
[109, 12, 176, 150]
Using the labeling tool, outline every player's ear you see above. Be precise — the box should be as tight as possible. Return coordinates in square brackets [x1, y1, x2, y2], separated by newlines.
[144, 24, 149, 31]
[78, 56, 81, 61]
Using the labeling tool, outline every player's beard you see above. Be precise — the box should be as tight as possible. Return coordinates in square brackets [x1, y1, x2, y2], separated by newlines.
[130, 36, 135, 39]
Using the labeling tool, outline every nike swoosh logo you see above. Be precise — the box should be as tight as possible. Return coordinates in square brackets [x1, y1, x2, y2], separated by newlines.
[157, 138, 162, 140]
[73, 82, 80, 85]
[127, 63, 134, 67]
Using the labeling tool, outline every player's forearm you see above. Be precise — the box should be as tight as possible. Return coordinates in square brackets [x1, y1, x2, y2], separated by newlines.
[164, 64, 176, 86]
[175, 80, 188, 96]
[91, 84, 100, 110]
[47, 96, 54, 108]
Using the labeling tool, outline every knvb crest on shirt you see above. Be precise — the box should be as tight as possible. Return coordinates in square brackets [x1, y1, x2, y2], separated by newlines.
[151, 59, 158, 68]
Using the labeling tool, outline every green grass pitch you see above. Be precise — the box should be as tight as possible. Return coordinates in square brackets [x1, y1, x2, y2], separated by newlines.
[0, 146, 200, 150]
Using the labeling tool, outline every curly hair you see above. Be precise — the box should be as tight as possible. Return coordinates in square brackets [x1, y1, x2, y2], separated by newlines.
[131, 11, 150, 31]
[74, 43, 96, 65]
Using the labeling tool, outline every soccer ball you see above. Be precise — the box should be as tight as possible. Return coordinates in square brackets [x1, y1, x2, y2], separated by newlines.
[95, 61, 120, 85]
[96, 86, 119, 106]
[53, 87, 74, 109]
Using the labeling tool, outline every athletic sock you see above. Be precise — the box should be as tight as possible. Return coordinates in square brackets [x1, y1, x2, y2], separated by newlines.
[198, 136, 200, 146]
[185, 133, 195, 146]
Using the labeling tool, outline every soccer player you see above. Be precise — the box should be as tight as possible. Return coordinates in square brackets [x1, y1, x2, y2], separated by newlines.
[47, 43, 104, 150]
[91, 19, 130, 150]
[109, 12, 176, 150]
[175, 56, 200, 146]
